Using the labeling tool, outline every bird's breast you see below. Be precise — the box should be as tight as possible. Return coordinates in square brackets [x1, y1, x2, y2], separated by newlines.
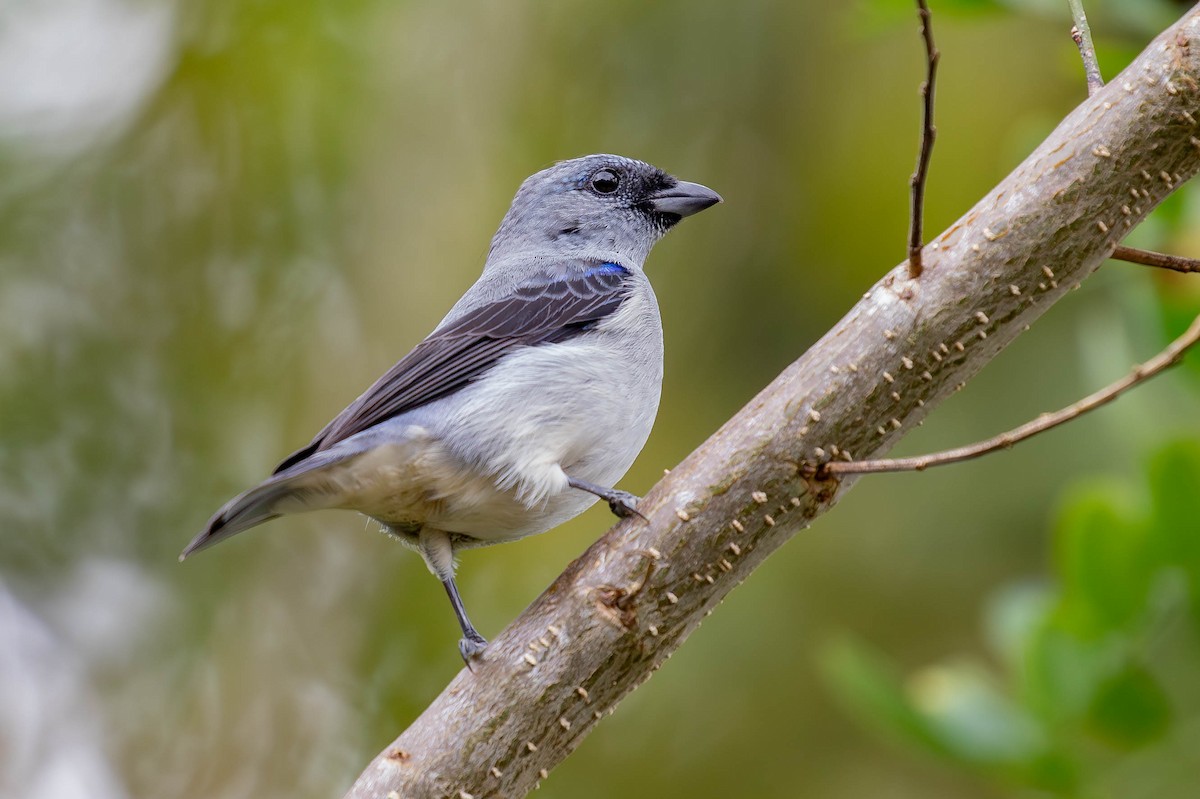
[326, 278, 665, 544]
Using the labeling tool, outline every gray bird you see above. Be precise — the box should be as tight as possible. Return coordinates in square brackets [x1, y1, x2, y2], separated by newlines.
[181, 154, 721, 662]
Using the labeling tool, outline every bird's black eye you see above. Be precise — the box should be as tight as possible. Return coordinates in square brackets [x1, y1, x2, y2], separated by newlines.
[589, 168, 621, 194]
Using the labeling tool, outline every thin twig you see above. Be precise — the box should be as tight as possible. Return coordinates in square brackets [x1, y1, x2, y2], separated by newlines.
[1112, 244, 1200, 273]
[908, 0, 940, 280]
[821, 313, 1200, 477]
[1069, 0, 1105, 96]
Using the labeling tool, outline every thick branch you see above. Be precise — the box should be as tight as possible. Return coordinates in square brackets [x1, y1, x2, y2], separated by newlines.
[346, 8, 1200, 799]
[1069, 1, 1200, 274]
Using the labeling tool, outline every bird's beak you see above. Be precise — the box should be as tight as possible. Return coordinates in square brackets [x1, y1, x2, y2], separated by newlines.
[648, 180, 723, 218]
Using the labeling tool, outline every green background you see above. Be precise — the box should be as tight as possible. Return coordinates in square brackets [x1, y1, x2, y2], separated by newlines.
[3, 1, 1199, 797]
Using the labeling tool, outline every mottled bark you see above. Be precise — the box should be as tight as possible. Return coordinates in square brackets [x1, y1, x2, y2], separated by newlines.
[346, 7, 1200, 798]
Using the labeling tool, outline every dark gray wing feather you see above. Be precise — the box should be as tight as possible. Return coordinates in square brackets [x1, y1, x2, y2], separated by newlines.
[273, 262, 630, 473]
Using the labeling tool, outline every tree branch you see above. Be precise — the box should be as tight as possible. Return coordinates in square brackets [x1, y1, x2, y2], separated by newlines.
[819, 312, 1200, 476]
[819, 2, 1200, 479]
[1112, 243, 1200, 273]
[1069, 0, 1106, 95]
[1068, 1, 1200, 274]
[345, 8, 1200, 798]
[908, 0, 940, 279]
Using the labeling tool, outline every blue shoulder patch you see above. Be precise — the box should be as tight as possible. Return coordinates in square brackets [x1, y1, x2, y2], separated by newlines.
[583, 262, 629, 277]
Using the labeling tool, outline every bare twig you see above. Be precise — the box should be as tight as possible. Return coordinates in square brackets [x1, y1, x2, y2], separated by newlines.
[908, 0, 940, 280]
[1112, 244, 1200, 273]
[1070, 0, 1105, 95]
[821, 313, 1200, 477]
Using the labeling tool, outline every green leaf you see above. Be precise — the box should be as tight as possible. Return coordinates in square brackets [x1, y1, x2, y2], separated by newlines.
[1145, 441, 1200, 619]
[819, 637, 945, 755]
[1052, 481, 1152, 637]
[984, 581, 1054, 673]
[904, 660, 1047, 766]
[1023, 624, 1122, 724]
[820, 639, 1062, 780]
[1086, 663, 1172, 748]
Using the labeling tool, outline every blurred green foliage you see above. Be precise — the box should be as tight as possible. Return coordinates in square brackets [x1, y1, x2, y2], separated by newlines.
[2, 1, 1199, 798]
[822, 441, 1200, 796]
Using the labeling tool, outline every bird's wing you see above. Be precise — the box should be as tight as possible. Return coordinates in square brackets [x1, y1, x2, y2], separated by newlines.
[272, 261, 633, 473]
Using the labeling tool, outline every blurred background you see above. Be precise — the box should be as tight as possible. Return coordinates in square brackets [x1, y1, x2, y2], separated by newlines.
[3, 0, 1200, 797]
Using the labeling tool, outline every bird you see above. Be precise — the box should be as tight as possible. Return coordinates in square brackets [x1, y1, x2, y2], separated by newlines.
[181, 154, 721, 663]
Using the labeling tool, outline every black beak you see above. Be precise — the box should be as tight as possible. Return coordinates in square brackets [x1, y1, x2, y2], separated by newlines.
[648, 180, 723, 218]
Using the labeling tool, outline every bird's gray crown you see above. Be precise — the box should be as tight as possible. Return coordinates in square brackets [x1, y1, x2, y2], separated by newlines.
[487, 154, 721, 267]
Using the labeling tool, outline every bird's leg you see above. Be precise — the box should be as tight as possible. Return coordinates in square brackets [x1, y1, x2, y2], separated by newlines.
[419, 528, 487, 665]
[567, 476, 646, 520]
[442, 577, 489, 665]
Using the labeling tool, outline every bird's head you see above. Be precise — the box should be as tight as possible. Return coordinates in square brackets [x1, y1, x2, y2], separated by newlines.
[488, 154, 721, 266]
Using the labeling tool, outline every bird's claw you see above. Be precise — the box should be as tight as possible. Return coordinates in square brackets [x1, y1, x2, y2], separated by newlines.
[458, 632, 489, 669]
[607, 490, 646, 521]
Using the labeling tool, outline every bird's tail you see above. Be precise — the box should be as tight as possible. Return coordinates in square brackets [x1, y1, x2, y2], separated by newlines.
[180, 476, 309, 561]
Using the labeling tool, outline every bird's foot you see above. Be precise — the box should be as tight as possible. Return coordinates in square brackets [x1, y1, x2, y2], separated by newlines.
[606, 490, 646, 520]
[458, 631, 489, 668]
[567, 476, 648, 521]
